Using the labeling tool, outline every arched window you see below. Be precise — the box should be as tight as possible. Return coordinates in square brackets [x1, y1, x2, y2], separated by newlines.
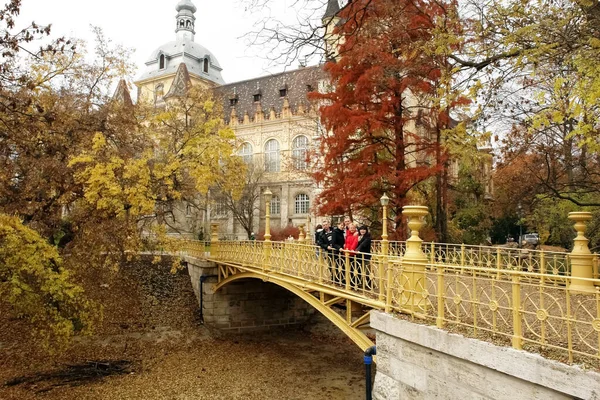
[155, 83, 164, 103]
[159, 54, 165, 69]
[295, 194, 309, 214]
[239, 142, 253, 164]
[179, 19, 185, 28]
[264, 139, 280, 172]
[186, 20, 191, 28]
[270, 195, 281, 215]
[292, 135, 309, 170]
[203, 58, 209, 73]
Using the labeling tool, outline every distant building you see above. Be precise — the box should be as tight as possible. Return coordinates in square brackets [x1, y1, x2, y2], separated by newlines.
[134, 0, 327, 239]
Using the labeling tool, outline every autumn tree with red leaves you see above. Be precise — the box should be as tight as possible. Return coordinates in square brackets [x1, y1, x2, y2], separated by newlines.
[310, 0, 464, 239]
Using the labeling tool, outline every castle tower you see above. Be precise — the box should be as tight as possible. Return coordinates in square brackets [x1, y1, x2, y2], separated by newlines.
[134, 0, 225, 104]
[175, 0, 197, 41]
[322, 0, 341, 60]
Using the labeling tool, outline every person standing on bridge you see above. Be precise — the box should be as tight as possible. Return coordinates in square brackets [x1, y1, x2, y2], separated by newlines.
[355, 225, 372, 290]
[330, 221, 346, 285]
[343, 223, 359, 289]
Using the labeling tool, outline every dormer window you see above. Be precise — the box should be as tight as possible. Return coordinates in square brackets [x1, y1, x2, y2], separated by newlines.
[203, 58, 209, 73]
[279, 84, 287, 97]
[253, 93, 261, 102]
[159, 54, 165, 69]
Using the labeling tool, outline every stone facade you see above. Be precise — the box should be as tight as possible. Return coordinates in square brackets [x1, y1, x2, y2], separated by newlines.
[371, 311, 600, 400]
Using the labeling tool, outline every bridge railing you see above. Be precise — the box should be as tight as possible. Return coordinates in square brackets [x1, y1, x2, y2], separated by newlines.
[373, 240, 571, 277]
[176, 206, 600, 367]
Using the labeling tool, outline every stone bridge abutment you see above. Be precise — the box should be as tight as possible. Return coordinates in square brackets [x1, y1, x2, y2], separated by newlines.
[184, 257, 314, 332]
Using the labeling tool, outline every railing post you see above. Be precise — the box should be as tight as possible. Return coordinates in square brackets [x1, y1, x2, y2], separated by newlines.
[568, 211, 595, 293]
[496, 247, 502, 280]
[345, 250, 351, 291]
[436, 264, 444, 328]
[263, 188, 272, 273]
[402, 205, 429, 311]
[511, 273, 523, 350]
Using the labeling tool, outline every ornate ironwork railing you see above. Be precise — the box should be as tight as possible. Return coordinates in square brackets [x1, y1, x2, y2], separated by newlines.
[178, 238, 600, 367]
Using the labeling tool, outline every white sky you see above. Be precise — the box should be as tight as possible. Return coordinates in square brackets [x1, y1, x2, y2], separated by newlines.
[18, 0, 305, 84]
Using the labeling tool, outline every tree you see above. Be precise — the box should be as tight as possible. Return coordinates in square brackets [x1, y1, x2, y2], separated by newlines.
[0, 3, 242, 347]
[214, 163, 264, 240]
[310, 0, 463, 238]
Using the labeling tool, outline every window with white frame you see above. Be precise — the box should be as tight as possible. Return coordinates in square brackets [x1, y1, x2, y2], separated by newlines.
[239, 142, 253, 164]
[270, 195, 281, 215]
[295, 194, 309, 214]
[213, 198, 228, 217]
[264, 139, 280, 172]
[292, 135, 309, 170]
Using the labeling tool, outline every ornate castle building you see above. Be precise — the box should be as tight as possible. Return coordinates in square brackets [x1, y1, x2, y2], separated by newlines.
[134, 0, 327, 239]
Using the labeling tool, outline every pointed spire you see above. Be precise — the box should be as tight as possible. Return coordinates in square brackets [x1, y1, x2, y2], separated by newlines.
[165, 63, 192, 98]
[175, 0, 197, 41]
[112, 79, 133, 107]
[323, 0, 340, 21]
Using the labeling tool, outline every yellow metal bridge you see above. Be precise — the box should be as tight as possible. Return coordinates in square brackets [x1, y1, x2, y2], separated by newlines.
[178, 207, 600, 368]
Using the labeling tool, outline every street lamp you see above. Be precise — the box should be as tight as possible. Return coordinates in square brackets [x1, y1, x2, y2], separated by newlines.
[517, 202, 523, 248]
[380, 193, 389, 255]
[264, 188, 272, 242]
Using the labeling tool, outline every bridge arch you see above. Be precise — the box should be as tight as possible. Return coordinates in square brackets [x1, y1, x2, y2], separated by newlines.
[214, 272, 375, 350]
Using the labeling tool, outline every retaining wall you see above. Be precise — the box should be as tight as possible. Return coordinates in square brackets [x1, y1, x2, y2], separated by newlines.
[371, 311, 600, 400]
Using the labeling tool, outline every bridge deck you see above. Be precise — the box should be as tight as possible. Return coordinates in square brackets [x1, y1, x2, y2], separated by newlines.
[179, 239, 600, 367]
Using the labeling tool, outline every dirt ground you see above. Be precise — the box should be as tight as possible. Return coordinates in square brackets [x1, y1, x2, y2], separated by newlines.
[0, 259, 368, 400]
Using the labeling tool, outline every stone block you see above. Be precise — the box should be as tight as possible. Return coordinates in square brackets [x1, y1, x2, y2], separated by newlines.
[372, 311, 600, 400]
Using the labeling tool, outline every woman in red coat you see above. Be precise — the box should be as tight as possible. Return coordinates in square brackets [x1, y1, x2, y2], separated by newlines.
[343, 224, 359, 288]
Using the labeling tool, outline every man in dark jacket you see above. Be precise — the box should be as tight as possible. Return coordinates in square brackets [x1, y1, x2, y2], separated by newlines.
[330, 221, 346, 285]
[317, 220, 345, 285]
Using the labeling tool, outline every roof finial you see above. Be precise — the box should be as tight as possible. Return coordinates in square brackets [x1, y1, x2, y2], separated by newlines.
[175, 0, 197, 41]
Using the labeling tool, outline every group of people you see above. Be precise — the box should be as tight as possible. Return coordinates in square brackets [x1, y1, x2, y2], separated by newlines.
[314, 217, 372, 289]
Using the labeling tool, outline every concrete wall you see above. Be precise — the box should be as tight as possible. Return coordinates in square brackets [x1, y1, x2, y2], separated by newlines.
[371, 311, 600, 400]
[186, 257, 314, 332]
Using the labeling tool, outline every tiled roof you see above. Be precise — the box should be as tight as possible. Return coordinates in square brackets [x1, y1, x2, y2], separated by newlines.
[215, 66, 326, 123]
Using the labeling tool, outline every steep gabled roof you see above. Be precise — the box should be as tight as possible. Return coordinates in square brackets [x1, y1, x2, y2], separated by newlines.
[323, 0, 340, 20]
[165, 63, 192, 98]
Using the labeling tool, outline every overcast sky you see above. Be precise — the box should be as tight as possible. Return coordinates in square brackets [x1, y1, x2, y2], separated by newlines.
[18, 0, 307, 84]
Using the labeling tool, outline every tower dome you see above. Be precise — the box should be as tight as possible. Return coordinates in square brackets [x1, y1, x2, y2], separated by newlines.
[136, 0, 225, 87]
[176, 0, 197, 13]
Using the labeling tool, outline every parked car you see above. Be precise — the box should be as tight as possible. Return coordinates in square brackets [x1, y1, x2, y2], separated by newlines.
[522, 233, 540, 246]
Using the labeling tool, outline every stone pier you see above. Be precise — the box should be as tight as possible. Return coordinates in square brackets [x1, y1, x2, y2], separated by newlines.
[184, 257, 315, 332]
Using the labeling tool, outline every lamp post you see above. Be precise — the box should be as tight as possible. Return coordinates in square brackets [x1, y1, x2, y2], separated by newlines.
[517, 202, 523, 248]
[264, 188, 272, 242]
[380, 193, 390, 306]
[380, 193, 389, 255]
